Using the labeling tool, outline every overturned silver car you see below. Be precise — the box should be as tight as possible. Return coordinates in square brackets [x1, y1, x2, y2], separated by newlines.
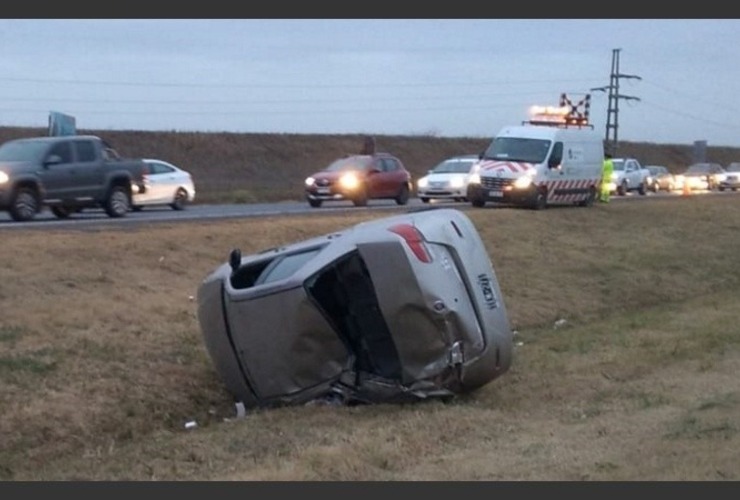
[197, 208, 513, 409]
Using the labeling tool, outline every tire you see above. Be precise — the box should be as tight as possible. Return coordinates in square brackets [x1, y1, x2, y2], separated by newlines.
[638, 182, 647, 195]
[394, 184, 410, 205]
[532, 189, 547, 210]
[131, 205, 143, 212]
[104, 185, 130, 218]
[420, 197, 430, 204]
[352, 187, 368, 207]
[719, 186, 725, 192]
[617, 182, 627, 196]
[9, 187, 39, 222]
[51, 206, 72, 219]
[577, 187, 596, 207]
[470, 197, 485, 208]
[170, 188, 189, 211]
[308, 198, 322, 208]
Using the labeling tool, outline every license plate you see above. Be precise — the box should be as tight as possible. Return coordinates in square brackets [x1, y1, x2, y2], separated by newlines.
[316, 187, 330, 194]
[489, 190, 503, 197]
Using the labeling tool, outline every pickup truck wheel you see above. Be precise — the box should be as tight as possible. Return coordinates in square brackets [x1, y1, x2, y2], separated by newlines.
[170, 188, 189, 211]
[617, 182, 627, 196]
[104, 186, 130, 218]
[9, 187, 39, 222]
[51, 206, 72, 219]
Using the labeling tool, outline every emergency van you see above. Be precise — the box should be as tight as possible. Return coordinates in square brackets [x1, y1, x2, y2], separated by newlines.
[466, 105, 604, 210]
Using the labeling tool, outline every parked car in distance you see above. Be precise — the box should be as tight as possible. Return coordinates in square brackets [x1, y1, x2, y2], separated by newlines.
[676, 162, 726, 191]
[645, 165, 676, 192]
[719, 162, 740, 191]
[416, 154, 479, 203]
[132, 159, 195, 211]
[196, 208, 513, 409]
[304, 152, 412, 208]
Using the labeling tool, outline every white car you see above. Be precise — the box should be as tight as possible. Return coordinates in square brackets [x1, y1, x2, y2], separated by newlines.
[416, 155, 479, 203]
[132, 159, 195, 211]
[197, 208, 513, 409]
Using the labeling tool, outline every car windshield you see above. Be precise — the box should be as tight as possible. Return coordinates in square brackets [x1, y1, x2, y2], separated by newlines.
[325, 155, 373, 172]
[0, 140, 51, 162]
[431, 159, 476, 174]
[483, 138, 551, 163]
[612, 159, 625, 171]
[686, 164, 711, 173]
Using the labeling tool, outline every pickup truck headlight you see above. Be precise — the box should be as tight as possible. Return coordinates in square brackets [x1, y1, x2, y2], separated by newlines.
[0, 171, 8, 184]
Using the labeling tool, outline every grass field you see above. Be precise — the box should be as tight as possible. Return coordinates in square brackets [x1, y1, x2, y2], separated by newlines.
[1, 194, 739, 480]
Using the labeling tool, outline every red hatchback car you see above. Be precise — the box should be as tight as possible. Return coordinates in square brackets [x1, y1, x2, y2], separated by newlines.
[305, 153, 412, 208]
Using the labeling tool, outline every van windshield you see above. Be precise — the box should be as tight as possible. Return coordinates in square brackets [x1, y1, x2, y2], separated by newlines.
[482, 138, 551, 163]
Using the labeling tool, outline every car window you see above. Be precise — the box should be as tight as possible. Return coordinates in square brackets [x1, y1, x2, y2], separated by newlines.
[74, 140, 97, 163]
[47, 142, 73, 164]
[148, 162, 175, 175]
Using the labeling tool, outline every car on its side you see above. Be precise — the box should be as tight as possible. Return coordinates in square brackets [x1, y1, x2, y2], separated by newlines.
[719, 162, 740, 191]
[304, 152, 411, 208]
[677, 162, 726, 191]
[132, 159, 195, 211]
[416, 154, 478, 203]
[645, 165, 676, 192]
[196, 208, 513, 409]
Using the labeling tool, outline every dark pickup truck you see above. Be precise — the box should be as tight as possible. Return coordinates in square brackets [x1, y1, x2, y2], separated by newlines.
[0, 135, 147, 221]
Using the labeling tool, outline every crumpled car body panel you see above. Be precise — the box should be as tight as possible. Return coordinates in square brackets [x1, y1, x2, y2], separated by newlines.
[197, 208, 513, 408]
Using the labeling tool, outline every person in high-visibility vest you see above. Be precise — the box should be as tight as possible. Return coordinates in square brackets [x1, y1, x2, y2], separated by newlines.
[600, 152, 614, 203]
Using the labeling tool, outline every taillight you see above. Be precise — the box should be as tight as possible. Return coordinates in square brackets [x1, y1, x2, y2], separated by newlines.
[388, 223, 431, 263]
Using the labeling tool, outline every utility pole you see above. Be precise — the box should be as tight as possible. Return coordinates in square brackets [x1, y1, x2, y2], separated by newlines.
[591, 48, 641, 156]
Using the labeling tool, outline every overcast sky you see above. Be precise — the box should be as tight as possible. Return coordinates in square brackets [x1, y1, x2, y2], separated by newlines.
[2, 19, 740, 147]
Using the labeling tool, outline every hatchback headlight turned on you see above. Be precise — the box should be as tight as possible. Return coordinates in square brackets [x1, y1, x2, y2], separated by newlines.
[196, 208, 514, 410]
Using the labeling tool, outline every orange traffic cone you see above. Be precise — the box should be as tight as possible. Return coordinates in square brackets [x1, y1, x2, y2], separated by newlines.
[682, 180, 691, 197]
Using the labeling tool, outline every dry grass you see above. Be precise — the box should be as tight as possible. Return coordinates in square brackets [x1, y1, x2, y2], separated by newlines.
[1, 194, 739, 480]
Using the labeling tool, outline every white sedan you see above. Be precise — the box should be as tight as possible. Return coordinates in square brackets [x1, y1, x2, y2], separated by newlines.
[132, 159, 196, 211]
[416, 154, 479, 203]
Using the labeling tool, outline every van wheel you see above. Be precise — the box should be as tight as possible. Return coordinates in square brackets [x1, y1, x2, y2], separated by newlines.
[578, 187, 596, 207]
[532, 189, 547, 210]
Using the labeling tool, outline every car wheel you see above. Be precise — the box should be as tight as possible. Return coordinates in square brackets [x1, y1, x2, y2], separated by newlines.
[352, 187, 368, 207]
[638, 182, 647, 195]
[104, 185, 130, 218]
[131, 205, 143, 212]
[51, 206, 72, 219]
[394, 184, 410, 205]
[308, 198, 322, 208]
[9, 187, 39, 222]
[719, 186, 725, 192]
[420, 197, 430, 204]
[617, 182, 627, 196]
[470, 197, 485, 208]
[170, 188, 189, 211]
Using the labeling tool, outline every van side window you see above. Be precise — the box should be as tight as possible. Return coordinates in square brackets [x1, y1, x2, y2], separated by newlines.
[548, 142, 563, 168]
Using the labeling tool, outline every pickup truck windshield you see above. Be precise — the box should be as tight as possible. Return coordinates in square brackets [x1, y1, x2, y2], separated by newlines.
[0, 140, 50, 162]
[483, 138, 551, 163]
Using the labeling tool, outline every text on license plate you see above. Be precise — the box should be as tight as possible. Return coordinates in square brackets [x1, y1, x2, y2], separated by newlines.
[489, 190, 503, 197]
[317, 187, 331, 194]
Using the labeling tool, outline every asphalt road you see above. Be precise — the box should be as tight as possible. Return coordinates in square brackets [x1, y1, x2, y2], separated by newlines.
[0, 189, 732, 230]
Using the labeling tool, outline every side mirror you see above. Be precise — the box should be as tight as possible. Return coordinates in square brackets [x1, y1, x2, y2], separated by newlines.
[229, 248, 242, 273]
[44, 154, 62, 166]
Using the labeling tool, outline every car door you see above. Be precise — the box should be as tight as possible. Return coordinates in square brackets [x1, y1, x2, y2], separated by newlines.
[143, 161, 176, 204]
[37, 141, 77, 201]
